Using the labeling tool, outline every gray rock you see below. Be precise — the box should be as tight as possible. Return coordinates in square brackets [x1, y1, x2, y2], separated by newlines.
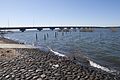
[54, 73, 60, 76]
[67, 72, 72, 75]
[28, 69, 33, 72]
[80, 78, 85, 80]
[5, 75, 10, 79]
[20, 69, 26, 73]
[41, 74, 46, 78]
[15, 78, 21, 80]
[0, 77, 2, 80]
[21, 74, 25, 79]
[33, 76, 39, 79]
[36, 69, 42, 72]
[37, 78, 42, 80]
[26, 76, 33, 80]
[11, 74, 15, 78]
[25, 74, 30, 77]
[31, 73, 37, 76]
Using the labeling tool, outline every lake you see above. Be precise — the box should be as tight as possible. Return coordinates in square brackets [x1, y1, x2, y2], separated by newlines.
[5, 28, 120, 74]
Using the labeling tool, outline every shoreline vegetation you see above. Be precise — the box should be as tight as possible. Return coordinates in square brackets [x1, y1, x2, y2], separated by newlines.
[0, 37, 120, 80]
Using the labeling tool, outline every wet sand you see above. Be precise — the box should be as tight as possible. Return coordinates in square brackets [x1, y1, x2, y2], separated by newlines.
[0, 38, 35, 48]
[0, 38, 119, 80]
[0, 38, 19, 60]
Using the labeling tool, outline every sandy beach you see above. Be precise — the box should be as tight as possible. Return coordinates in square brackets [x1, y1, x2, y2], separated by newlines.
[0, 38, 119, 80]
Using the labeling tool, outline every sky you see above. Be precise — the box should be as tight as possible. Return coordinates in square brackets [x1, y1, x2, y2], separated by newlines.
[0, 0, 120, 27]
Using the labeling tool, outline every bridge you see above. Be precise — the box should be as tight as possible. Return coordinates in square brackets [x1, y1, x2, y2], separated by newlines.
[0, 26, 120, 32]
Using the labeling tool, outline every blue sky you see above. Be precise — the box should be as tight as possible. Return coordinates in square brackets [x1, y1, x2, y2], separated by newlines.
[0, 0, 120, 26]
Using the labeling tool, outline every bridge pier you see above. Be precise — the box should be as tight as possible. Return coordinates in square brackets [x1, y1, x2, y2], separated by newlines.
[73, 27, 76, 29]
[50, 27, 55, 30]
[37, 28, 43, 31]
[59, 27, 64, 30]
[67, 27, 71, 29]
[20, 28, 26, 32]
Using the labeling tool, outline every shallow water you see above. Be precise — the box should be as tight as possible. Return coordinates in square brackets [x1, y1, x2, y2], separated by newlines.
[5, 28, 120, 73]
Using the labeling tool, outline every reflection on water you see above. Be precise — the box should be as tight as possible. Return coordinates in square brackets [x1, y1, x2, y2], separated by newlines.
[5, 28, 120, 71]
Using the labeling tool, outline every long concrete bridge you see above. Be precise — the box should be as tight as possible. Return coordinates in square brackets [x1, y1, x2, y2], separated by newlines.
[0, 26, 120, 32]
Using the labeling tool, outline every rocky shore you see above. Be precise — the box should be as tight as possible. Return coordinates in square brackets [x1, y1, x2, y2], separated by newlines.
[0, 38, 120, 80]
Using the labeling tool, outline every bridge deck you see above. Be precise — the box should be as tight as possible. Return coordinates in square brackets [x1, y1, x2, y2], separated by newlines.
[0, 26, 119, 32]
[0, 26, 119, 30]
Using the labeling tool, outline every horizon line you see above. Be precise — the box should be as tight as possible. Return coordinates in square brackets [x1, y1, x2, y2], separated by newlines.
[0, 25, 120, 27]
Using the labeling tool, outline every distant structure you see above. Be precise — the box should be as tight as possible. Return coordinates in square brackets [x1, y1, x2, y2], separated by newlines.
[80, 28, 94, 32]
[110, 28, 117, 32]
[0, 26, 119, 32]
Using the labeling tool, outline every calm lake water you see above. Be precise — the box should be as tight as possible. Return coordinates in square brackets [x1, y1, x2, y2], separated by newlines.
[5, 28, 120, 73]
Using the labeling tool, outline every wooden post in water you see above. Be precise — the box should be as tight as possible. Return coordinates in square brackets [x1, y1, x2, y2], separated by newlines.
[62, 32, 64, 36]
[55, 32, 57, 38]
[47, 33, 49, 38]
[44, 34, 46, 40]
[99, 31, 103, 46]
[79, 30, 81, 40]
[36, 33, 38, 42]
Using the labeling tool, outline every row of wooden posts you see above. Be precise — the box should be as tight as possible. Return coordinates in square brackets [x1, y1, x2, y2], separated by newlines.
[35, 27, 117, 41]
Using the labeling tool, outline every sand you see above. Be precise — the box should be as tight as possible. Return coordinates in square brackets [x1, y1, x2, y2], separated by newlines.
[0, 38, 35, 60]
[0, 44, 36, 48]
[0, 48, 18, 60]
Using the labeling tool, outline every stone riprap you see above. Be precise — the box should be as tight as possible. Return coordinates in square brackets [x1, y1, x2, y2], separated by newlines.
[0, 48, 119, 80]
